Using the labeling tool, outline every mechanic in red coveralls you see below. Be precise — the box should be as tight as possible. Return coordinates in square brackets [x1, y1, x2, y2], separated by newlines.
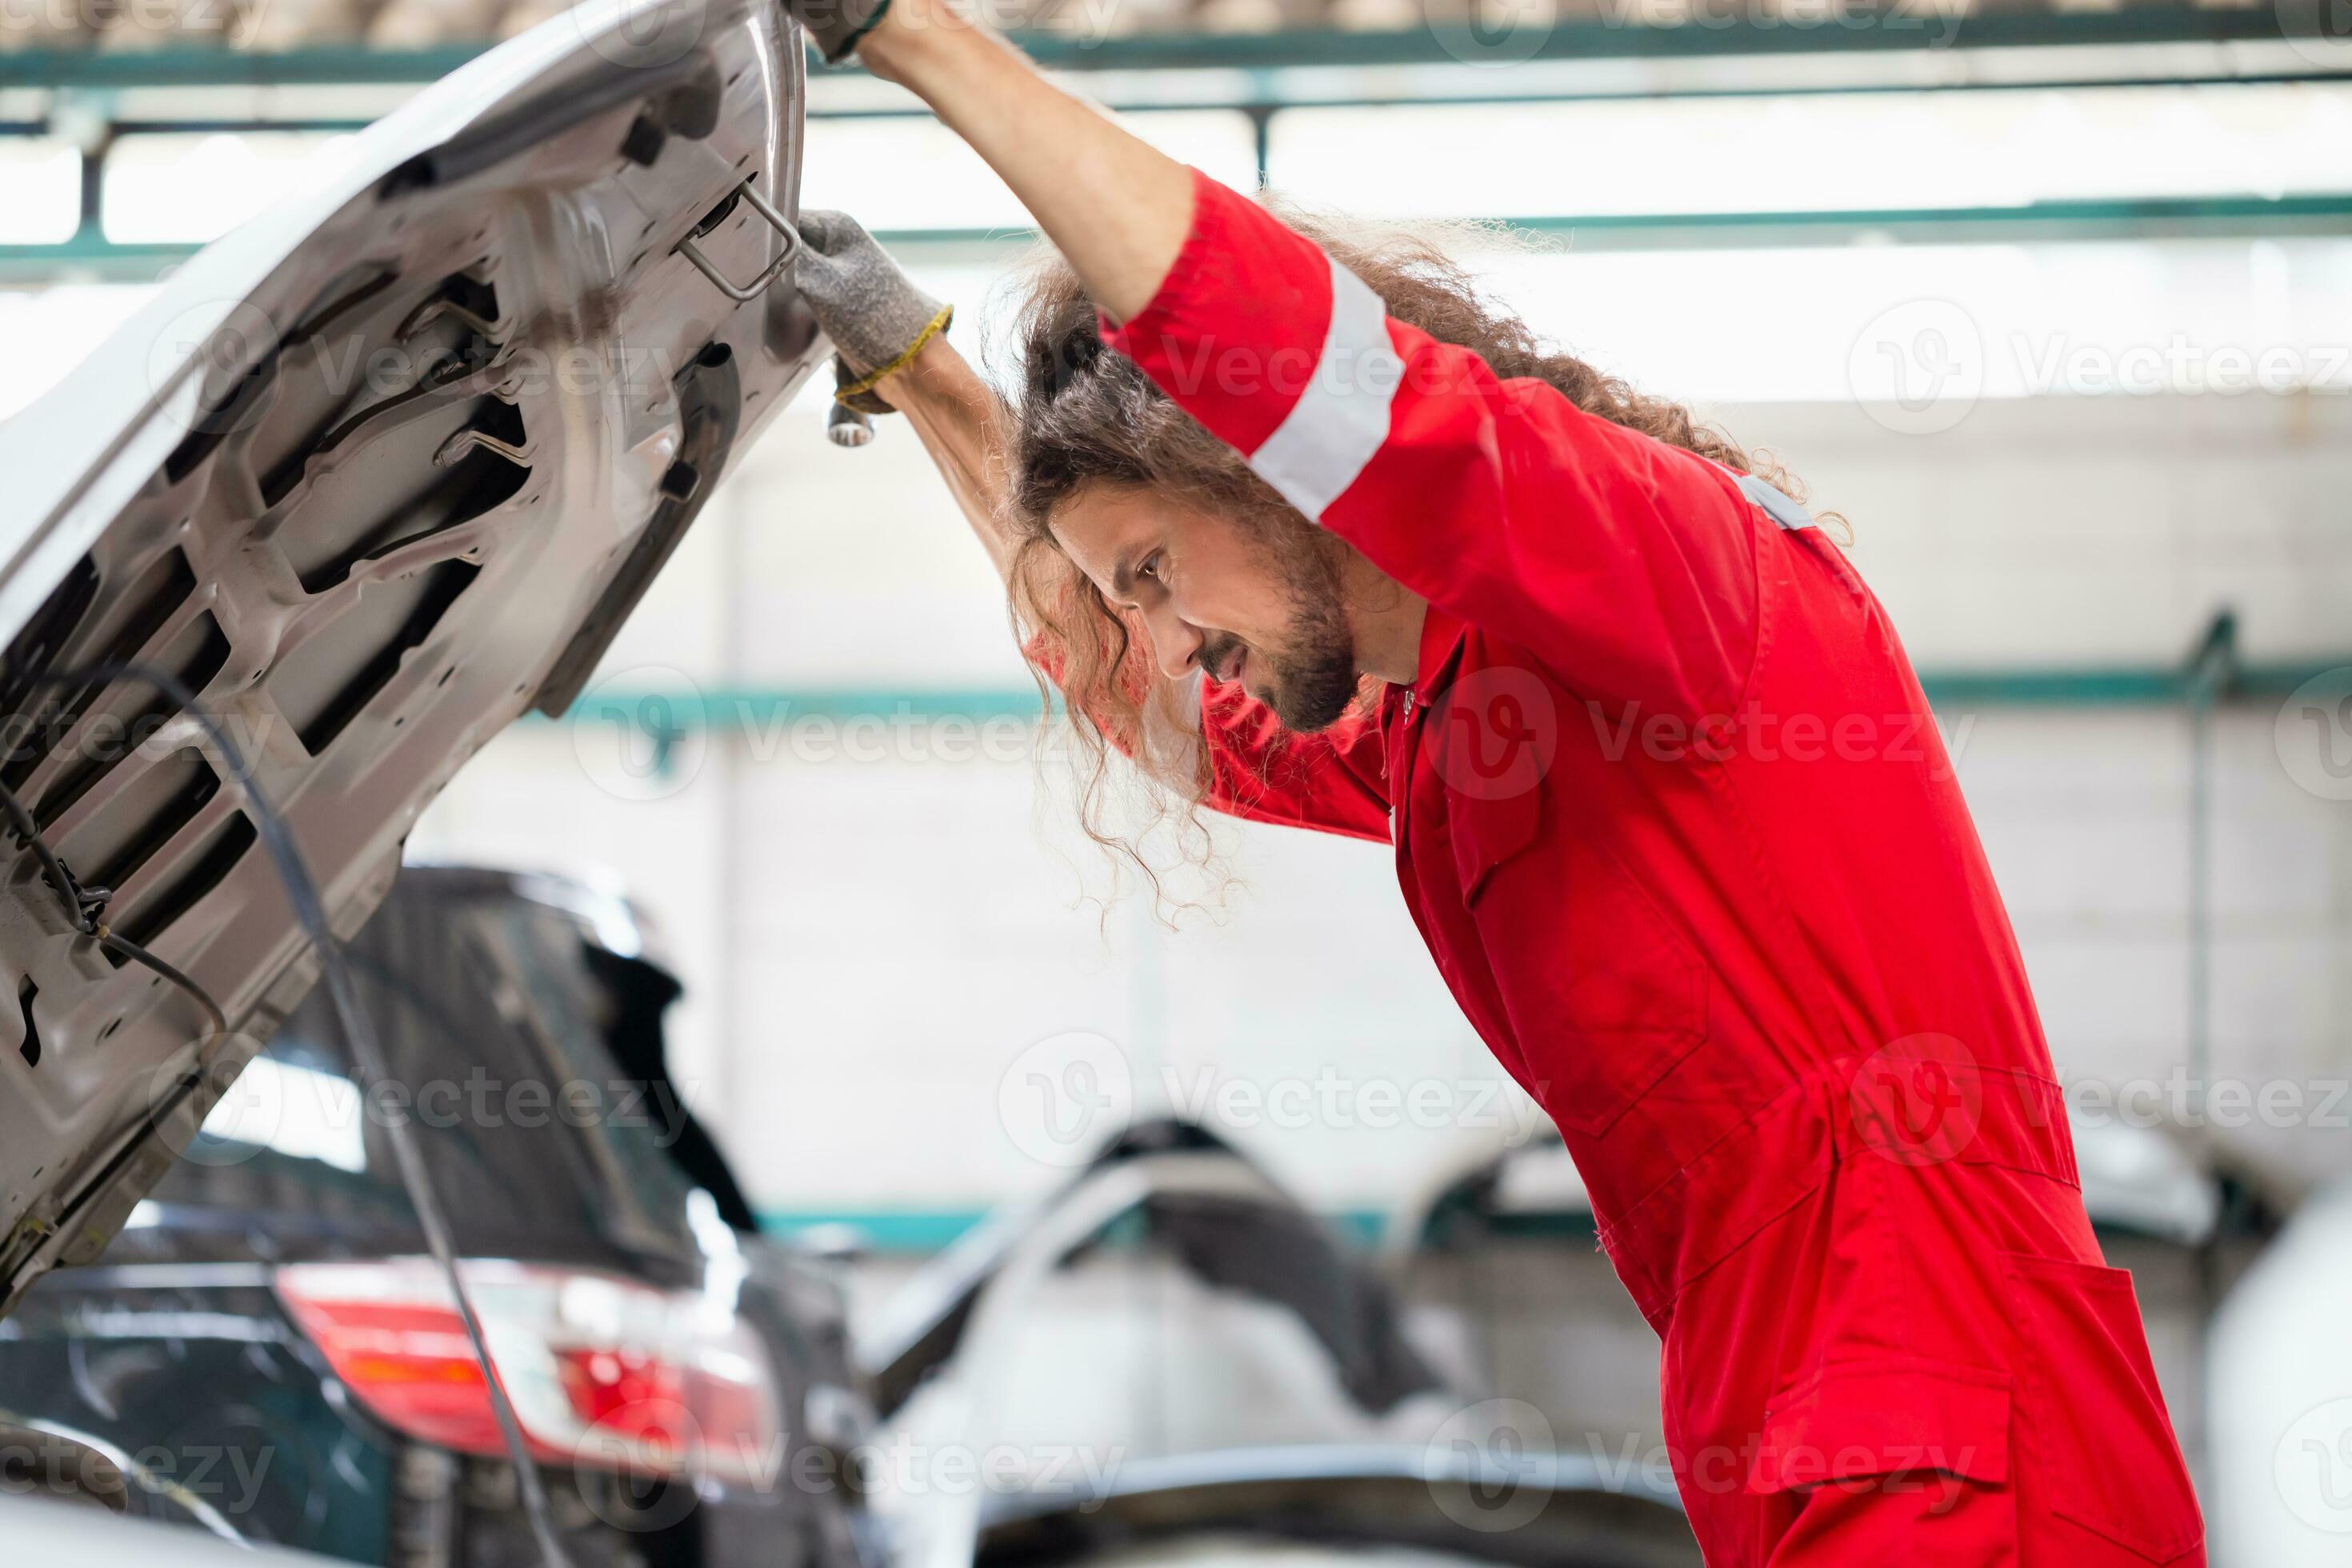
[783, 2, 2207, 1561]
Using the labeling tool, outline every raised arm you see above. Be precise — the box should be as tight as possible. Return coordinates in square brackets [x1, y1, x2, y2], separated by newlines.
[790, 210, 1020, 582]
[842, 9, 1767, 722]
[886, 337, 1020, 582]
[853, 1, 1195, 326]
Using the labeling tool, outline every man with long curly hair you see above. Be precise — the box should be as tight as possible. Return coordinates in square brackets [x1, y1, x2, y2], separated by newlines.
[786, 2, 2207, 1563]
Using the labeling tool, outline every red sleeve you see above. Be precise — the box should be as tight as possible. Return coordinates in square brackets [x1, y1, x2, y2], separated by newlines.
[1022, 630, 1390, 843]
[1102, 169, 1765, 721]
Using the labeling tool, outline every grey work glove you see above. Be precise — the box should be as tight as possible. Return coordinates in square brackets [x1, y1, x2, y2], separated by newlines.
[786, 0, 893, 66]
[794, 210, 952, 414]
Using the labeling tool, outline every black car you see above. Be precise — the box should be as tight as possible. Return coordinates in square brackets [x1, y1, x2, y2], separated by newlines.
[0, 863, 878, 1567]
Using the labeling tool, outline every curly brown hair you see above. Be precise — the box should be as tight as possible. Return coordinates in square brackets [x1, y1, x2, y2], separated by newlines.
[998, 201, 1807, 894]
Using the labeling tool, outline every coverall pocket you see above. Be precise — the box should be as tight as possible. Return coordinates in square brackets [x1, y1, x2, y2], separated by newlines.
[2001, 1254, 2205, 1563]
[1746, 1359, 2013, 1494]
[1735, 1361, 2018, 1567]
[1449, 785, 1708, 1136]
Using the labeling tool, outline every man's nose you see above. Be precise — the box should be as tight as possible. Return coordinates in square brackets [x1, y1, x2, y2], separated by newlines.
[1144, 606, 1202, 682]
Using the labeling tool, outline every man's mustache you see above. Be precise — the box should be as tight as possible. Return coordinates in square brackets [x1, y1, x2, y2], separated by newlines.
[1198, 632, 1250, 683]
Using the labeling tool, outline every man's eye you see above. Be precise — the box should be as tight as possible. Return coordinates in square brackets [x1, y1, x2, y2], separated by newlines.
[1138, 556, 1160, 580]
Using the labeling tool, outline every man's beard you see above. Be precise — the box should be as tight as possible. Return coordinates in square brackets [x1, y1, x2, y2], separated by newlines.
[1198, 559, 1358, 734]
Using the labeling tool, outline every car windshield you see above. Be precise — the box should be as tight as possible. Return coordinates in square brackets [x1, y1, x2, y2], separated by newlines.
[142, 874, 702, 1256]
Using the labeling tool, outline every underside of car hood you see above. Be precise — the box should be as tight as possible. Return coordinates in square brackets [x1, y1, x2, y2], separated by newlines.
[0, 0, 820, 1316]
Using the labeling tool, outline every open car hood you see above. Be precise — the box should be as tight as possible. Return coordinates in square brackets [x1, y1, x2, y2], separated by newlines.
[0, 0, 820, 1316]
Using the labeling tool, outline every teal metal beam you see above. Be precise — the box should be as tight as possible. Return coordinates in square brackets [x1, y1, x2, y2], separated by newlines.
[762, 1209, 995, 1252]
[0, 43, 484, 88]
[554, 685, 1055, 729]
[868, 195, 2352, 262]
[2, 10, 2343, 90]
[761, 1205, 1389, 1251]
[762, 1199, 2181, 1253]
[22, 194, 2350, 282]
[1921, 658, 2336, 708]
[542, 659, 2351, 738]
[1012, 8, 2339, 70]
[0, 234, 198, 283]
[1496, 196, 2352, 249]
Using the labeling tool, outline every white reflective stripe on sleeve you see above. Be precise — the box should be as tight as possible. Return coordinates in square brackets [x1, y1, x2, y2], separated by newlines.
[1247, 257, 1402, 522]
[1734, 470, 1816, 531]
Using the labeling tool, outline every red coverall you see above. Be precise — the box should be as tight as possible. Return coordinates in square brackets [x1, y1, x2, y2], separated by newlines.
[1078, 170, 2207, 1566]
